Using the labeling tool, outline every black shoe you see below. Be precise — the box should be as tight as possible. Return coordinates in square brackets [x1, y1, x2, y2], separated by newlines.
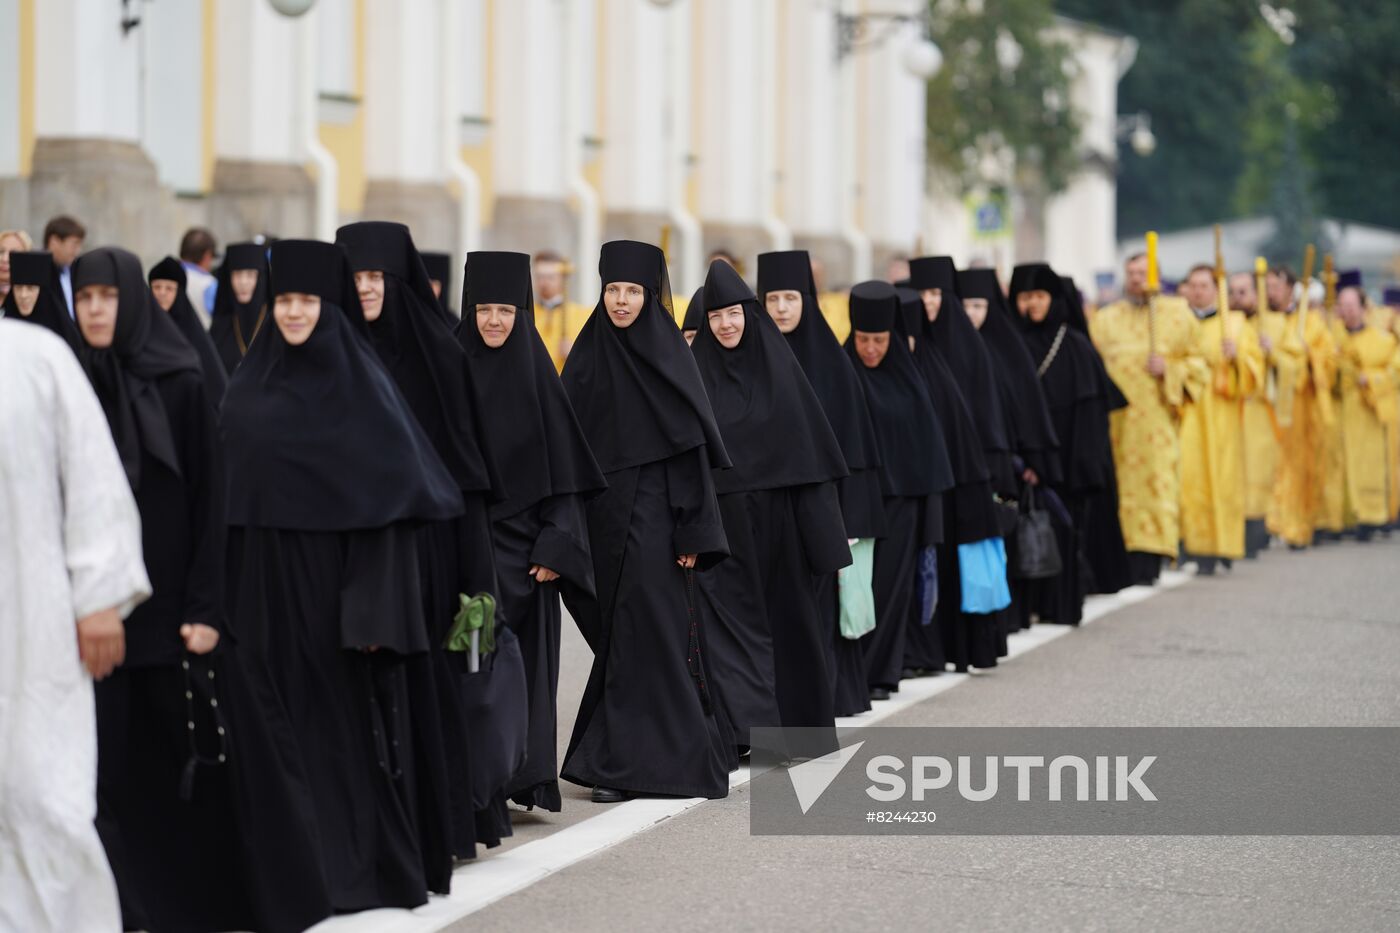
[591, 785, 631, 804]
[869, 686, 891, 701]
[901, 667, 919, 680]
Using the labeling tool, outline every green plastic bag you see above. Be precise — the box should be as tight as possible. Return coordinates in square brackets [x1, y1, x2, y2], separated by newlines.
[837, 538, 876, 640]
[445, 592, 497, 655]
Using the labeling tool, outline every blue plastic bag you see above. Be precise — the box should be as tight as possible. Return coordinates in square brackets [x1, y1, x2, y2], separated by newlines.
[958, 537, 1011, 613]
[914, 546, 938, 625]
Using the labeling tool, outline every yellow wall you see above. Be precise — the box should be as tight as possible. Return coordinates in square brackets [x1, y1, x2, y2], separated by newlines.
[18, 0, 34, 175]
[458, 0, 496, 227]
[461, 138, 494, 227]
[317, 0, 366, 215]
[200, 0, 216, 190]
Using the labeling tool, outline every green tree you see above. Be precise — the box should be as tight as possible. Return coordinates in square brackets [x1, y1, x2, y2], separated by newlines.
[1057, 0, 1400, 236]
[924, 0, 1081, 195]
[1261, 113, 1331, 262]
[1290, 0, 1400, 229]
[1056, 0, 1259, 237]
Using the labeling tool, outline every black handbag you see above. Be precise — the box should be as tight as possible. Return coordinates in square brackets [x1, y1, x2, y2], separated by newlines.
[456, 626, 530, 809]
[1012, 483, 1063, 580]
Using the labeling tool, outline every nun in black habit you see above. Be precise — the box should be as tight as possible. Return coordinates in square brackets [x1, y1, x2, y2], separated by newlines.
[458, 250, 607, 812]
[1060, 269, 1131, 597]
[336, 220, 505, 860]
[690, 260, 852, 758]
[420, 249, 454, 315]
[844, 282, 953, 697]
[73, 247, 329, 933]
[957, 264, 1064, 624]
[149, 255, 229, 403]
[908, 259, 1019, 655]
[896, 286, 1006, 673]
[560, 240, 736, 803]
[1010, 263, 1132, 603]
[682, 287, 704, 344]
[222, 239, 465, 911]
[208, 241, 270, 374]
[955, 267, 1061, 488]
[907, 256, 1017, 496]
[758, 250, 885, 717]
[2, 250, 82, 353]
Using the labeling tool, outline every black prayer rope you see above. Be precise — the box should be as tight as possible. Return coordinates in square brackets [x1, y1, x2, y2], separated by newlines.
[180, 654, 229, 803]
[684, 567, 711, 715]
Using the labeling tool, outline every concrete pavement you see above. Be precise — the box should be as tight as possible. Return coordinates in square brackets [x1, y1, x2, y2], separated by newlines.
[454, 536, 1400, 932]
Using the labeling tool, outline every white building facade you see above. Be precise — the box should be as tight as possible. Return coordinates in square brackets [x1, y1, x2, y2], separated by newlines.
[0, 0, 1134, 295]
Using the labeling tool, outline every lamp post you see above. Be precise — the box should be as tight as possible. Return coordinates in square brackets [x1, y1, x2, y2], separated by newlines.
[835, 8, 943, 79]
[268, 0, 317, 17]
[1116, 112, 1157, 158]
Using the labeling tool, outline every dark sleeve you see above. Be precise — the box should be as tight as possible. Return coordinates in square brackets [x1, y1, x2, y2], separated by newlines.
[1066, 396, 1112, 495]
[793, 482, 853, 574]
[1082, 336, 1128, 412]
[665, 446, 729, 570]
[456, 492, 499, 599]
[531, 492, 595, 598]
[177, 373, 226, 632]
[838, 467, 888, 539]
[920, 493, 944, 548]
[340, 524, 430, 655]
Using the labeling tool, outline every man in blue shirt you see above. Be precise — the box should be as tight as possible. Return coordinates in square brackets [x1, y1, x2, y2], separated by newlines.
[178, 227, 219, 328]
[42, 216, 86, 317]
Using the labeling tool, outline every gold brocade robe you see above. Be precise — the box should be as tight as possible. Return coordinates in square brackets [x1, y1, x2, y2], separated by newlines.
[1266, 312, 1338, 546]
[820, 291, 851, 344]
[1179, 311, 1264, 560]
[1315, 317, 1351, 532]
[1337, 325, 1400, 526]
[535, 300, 592, 374]
[1243, 310, 1287, 519]
[671, 291, 690, 329]
[1365, 303, 1398, 338]
[1090, 297, 1207, 557]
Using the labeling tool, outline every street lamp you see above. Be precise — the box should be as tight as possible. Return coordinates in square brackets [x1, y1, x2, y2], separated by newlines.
[901, 37, 944, 80]
[1116, 112, 1157, 158]
[836, 9, 944, 80]
[268, 0, 317, 17]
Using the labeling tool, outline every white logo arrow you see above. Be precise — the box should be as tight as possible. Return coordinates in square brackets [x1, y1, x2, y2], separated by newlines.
[787, 740, 866, 814]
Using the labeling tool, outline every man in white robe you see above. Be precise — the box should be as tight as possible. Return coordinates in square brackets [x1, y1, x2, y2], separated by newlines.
[0, 320, 151, 933]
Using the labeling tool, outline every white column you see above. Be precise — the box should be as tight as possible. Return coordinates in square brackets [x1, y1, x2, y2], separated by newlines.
[695, 0, 764, 225]
[1044, 27, 1138, 288]
[0, 0, 21, 176]
[141, 0, 204, 192]
[600, 0, 672, 215]
[835, 0, 871, 282]
[444, 0, 483, 261]
[855, 0, 927, 255]
[214, 1, 301, 163]
[29, 0, 171, 259]
[34, 0, 141, 141]
[600, 0, 699, 290]
[922, 187, 974, 265]
[693, 0, 788, 251]
[563, 0, 601, 301]
[780, 1, 843, 239]
[363, 0, 445, 185]
[491, 0, 567, 200]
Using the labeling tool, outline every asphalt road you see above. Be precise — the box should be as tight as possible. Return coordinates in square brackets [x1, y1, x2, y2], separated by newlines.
[450, 535, 1400, 932]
